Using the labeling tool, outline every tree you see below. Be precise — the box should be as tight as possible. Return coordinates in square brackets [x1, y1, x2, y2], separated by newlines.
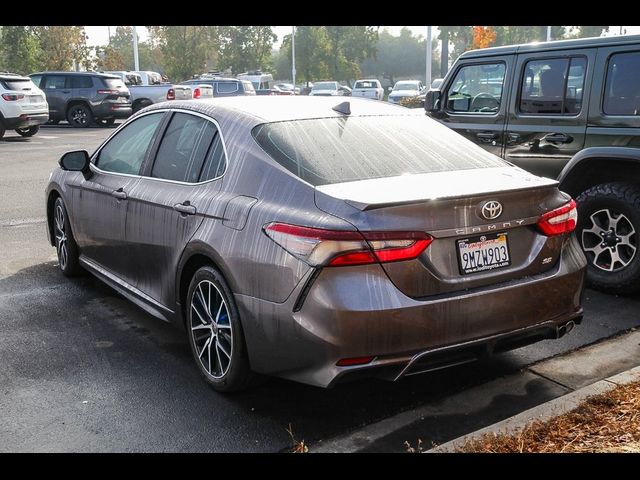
[95, 26, 163, 73]
[472, 26, 497, 49]
[0, 26, 40, 75]
[491, 26, 566, 47]
[32, 26, 91, 71]
[324, 26, 378, 82]
[566, 26, 610, 39]
[219, 26, 277, 75]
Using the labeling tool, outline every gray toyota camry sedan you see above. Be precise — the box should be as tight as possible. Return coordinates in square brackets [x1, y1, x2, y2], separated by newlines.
[45, 96, 586, 391]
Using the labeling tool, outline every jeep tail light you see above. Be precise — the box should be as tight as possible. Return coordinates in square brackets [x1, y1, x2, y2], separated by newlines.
[537, 199, 577, 236]
[97, 89, 118, 95]
[263, 223, 432, 267]
[2, 93, 25, 101]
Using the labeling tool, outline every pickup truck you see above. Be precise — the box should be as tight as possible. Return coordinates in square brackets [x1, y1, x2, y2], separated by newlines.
[103, 71, 192, 112]
[352, 79, 383, 100]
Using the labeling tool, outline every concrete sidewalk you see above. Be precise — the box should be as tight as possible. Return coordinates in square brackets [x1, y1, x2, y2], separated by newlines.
[313, 329, 640, 453]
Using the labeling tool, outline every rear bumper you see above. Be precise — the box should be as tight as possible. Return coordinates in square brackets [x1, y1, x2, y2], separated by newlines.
[236, 236, 587, 388]
[2, 112, 49, 129]
[93, 102, 132, 119]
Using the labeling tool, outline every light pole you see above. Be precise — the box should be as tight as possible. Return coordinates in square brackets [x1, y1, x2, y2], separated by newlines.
[547, 26, 552, 42]
[132, 26, 140, 71]
[292, 26, 296, 91]
[426, 26, 432, 89]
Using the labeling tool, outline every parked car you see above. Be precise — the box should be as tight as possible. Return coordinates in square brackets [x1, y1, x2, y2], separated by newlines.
[352, 79, 384, 100]
[275, 83, 299, 94]
[0, 72, 49, 140]
[180, 78, 256, 97]
[425, 34, 640, 294]
[237, 71, 274, 95]
[309, 81, 347, 96]
[269, 85, 294, 96]
[46, 96, 585, 391]
[190, 84, 214, 100]
[387, 80, 426, 105]
[132, 71, 163, 86]
[104, 71, 192, 113]
[29, 72, 131, 127]
[339, 85, 352, 96]
[297, 82, 314, 95]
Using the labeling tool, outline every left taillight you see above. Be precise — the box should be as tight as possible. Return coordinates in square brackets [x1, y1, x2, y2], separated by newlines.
[263, 222, 432, 267]
[537, 199, 578, 236]
[193, 87, 201, 99]
[2, 93, 24, 101]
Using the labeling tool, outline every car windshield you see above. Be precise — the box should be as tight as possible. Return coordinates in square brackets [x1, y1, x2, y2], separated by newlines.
[354, 81, 377, 89]
[253, 115, 505, 186]
[394, 82, 418, 91]
[313, 82, 338, 91]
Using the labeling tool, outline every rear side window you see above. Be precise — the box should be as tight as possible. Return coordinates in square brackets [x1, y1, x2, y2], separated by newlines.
[253, 115, 505, 186]
[71, 76, 93, 88]
[242, 81, 255, 92]
[102, 78, 126, 90]
[96, 113, 164, 175]
[217, 82, 239, 94]
[199, 133, 226, 181]
[151, 112, 217, 183]
[445, 63, 505, 114]
[603, 51, 640, 115]
[519, 57, 586, 115]
[43, 75, 68, 89]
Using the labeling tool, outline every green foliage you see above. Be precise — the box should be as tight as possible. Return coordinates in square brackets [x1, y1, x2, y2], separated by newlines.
[0, 26, 40, 75]
[95, 27, 163, 73]
[32, 26, 91, 71]
[565, 26, 610, 39]
[219, 26, 277, 75]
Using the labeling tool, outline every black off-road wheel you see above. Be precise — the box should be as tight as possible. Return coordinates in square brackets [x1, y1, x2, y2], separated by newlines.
[53, 197, 82, 276]
[576, 183, 640, 294]
[67, 104, 93, 128]
[186, 266, 258, 392]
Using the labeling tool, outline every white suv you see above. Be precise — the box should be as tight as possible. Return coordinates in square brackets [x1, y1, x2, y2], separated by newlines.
[0, 73, 49, 140]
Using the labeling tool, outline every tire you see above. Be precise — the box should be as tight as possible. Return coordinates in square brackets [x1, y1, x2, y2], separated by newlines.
[15, 125, 40, 137]
[186, 266, 257, 392]
[53, 197, 82, 276]
[66, 104, 93, 128]
[47, 119, 60, 125]
[575, 183, 640, 294]
[132, 100, 152, 114]
[96, 118, 115, 127]
[0, 121, 5, 140]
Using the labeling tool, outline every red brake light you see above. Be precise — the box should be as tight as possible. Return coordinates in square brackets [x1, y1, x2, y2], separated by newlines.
[193, 87, 200, 99]
[2, 93, 25, 101]
[97, 89, 118, 95]
[537, 199, 578, 236]
[336, 356, 375, 367]
[263, 223, 432, 267]
[166, 88, 175, 100]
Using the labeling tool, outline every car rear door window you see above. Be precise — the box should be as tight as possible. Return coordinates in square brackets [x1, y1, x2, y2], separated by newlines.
[445, 63, 505, 114]
[519, 57, 587, 115]
[71, 76, 93, 88]
[199, 133, 227, 181]
[603, 51, 640, 115]
[151, 112, 217, 183]
[43, 75, 68, 89]
[96, 113, 164, 175]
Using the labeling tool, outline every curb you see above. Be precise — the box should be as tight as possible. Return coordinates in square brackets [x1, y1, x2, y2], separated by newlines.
[427, 365, 640, 452]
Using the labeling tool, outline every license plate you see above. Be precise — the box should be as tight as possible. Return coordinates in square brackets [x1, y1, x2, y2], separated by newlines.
[457, 232, 511, 275]
[29, 95, 42, 103]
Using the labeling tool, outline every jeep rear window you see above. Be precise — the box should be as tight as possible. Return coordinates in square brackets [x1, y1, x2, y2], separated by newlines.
[0, 79, 32, 90]
[103, 78, 126, 89]
[253, 115, 506, 186]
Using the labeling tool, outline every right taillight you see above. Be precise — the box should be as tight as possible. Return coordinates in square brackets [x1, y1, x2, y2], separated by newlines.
[537, 199, 577, 236]
[193, 87, 200, 99]
[263, 222, 432, 267]
[166, 88, 175, 100]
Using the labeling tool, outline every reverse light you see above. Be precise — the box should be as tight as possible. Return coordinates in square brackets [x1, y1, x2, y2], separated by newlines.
[537, 199, 578, 236]
[166, 88, 176, 100]
[2, 93, 25, 101]
[263, 223, 432, 267]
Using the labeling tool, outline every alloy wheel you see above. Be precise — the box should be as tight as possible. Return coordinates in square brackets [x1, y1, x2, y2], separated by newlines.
[581, 208, 637, 272]
[54, 204, 68, 270]
[70, 107, 88, 126]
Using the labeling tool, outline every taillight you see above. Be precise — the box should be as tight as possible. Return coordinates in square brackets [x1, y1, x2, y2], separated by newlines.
[537, 199, 578, 236]
[336, 356, 375, 367]
[97, 89, 118, 95]
[193, 87, 200, 99]
[2, 93, 25, 101]
[166, 88, 175, 100]
[263, 223, 432, 267]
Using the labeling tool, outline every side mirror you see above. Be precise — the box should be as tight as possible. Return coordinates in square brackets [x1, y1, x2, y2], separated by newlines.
[424, 89, 442, 113]
[59, 150, 92, 180]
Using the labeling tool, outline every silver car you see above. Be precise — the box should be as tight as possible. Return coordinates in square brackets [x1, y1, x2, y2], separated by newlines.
[46, 97, 586, 391]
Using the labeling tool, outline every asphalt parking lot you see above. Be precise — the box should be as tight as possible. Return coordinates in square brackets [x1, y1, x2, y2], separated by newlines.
[1, 124, 639, 452]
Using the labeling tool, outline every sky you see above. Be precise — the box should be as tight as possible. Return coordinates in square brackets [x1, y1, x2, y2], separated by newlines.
[84, 26, 640, 49]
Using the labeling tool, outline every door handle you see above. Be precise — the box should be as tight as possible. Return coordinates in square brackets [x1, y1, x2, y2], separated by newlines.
[544, 133, 573, 144]
[173, 201, 196, 216]
[111, 188, 127, 200]
[61, 90, 71, 94]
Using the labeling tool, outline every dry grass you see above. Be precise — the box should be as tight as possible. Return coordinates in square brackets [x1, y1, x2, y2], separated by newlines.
[286, 424, 309, 453]
[457, 381, 640, 453]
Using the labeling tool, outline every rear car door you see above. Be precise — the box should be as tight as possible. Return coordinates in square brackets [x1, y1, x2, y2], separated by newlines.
[71, 75, 93, 104]
[41, 75, 71, 119]
[438, 55, 513, 157]
[124, 110, 227, 307]
[503, 48, 596, 179]
[73, 112, 166, 280]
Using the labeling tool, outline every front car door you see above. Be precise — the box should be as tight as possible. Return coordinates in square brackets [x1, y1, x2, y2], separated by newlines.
[438, 55, 514, 157]
[125, 110, 227, 309]
[72, 111, 166, 280]
[503, 48, 596, 179]
[41, 74, 71, 120]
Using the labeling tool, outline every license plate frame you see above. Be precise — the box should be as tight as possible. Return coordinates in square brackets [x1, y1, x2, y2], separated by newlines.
[456, 231, 511, 275]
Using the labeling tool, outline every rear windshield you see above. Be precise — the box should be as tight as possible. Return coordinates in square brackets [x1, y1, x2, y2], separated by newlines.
[313, 82, 338, 91]
[394, 82, 418, 91]
[354, 81, 377, 89]
[253, 116, 506, 186]
[103, 78, 126, 89]
[1, 78, 33, 90]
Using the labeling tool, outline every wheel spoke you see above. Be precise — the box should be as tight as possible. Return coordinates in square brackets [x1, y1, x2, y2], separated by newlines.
[207, 336, 213, 374]
[198, 337, 211, 360]
[191, 323, 210, 331]
[217, 339, 231, 359]
[191, 302, 208, 325]
[215, 340, 224, 375]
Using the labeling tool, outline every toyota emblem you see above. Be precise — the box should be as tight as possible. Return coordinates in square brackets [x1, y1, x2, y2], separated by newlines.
[481, 201, 503, 220]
